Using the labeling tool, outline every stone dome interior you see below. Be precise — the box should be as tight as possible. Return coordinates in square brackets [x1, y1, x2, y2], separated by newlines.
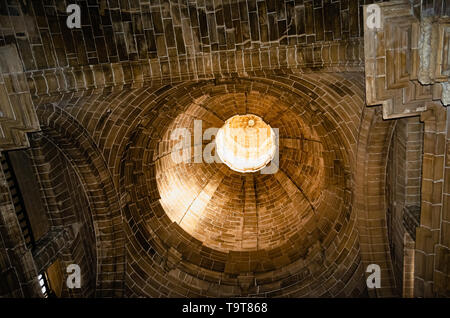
[112, 74, 361, 297]
[156, 88, 330, 252]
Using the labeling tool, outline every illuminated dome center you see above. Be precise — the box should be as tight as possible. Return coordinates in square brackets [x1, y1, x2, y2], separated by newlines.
[216, 114, 276, 173]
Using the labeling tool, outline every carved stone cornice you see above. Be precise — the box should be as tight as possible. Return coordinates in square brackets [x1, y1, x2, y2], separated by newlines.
[364, 0, 450, 119]
[0, 45, 40, 151]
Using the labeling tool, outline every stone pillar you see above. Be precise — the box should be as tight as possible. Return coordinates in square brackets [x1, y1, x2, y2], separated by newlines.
[363, 0, 450, 298]
[415, 104, 449, 297]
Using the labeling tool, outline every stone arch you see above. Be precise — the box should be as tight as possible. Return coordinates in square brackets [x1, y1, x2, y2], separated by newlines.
[353, 106, 397, 297]
[35, 103, 125, 297]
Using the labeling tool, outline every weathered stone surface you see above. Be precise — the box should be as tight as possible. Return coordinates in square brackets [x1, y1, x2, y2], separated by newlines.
[0, 45, 39, 150]
[364, 0, 450, 119]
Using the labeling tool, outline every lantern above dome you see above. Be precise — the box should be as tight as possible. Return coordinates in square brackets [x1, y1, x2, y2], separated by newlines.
[216, 114, 277, 173]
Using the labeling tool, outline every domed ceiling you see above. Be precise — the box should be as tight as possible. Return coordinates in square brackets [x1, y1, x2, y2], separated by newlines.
[34, 71, 369, 297]
[155, 90, 327, 252]
[107, 73, 365, 297]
